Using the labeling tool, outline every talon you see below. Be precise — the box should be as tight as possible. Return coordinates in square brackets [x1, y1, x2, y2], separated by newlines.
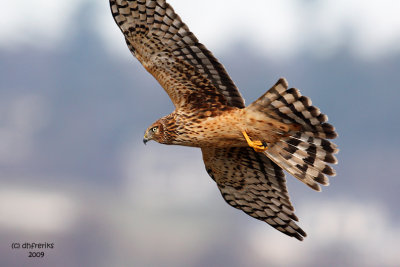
[262, 141, 268, 147]
[242, 131, 268, 152]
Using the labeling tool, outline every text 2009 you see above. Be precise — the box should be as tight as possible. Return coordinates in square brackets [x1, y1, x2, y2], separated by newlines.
[28, 252, 45, 258]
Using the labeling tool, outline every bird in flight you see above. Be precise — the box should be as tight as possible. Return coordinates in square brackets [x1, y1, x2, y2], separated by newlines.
[110, 0, 338, 241]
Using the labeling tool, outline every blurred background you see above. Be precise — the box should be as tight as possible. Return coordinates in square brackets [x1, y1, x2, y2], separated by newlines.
[1, 0, 400, 266]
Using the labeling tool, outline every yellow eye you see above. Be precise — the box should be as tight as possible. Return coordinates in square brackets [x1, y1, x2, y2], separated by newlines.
[152, 127, 158, 132]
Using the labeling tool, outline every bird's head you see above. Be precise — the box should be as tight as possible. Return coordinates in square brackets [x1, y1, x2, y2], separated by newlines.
[143, 114, 176, 145]
[143, 121, 165, 144]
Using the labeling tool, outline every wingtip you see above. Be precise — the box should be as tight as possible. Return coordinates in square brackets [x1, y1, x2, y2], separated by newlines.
[293, 228, 307, 241]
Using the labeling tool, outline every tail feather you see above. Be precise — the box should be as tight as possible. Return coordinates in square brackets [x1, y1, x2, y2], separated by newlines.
[285, 134, 338, 164]
[289, 132, 338, 154]
[249, 78, 338, 191]
[267, 147, 324, 191]
[270, 144, 331, 189]
[277, 141, 335, 176]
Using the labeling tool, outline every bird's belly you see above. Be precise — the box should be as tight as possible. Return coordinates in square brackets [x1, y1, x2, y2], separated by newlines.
[173, 108, 287, 148]
[190, 132, 246, 147]
[177, 110, 248, 148]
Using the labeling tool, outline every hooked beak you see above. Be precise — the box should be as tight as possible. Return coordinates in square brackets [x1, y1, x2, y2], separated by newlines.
[143, 132, 149, 145]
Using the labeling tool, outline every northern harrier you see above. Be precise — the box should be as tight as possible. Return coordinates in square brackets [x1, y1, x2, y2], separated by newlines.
[110, 0, 338, 240]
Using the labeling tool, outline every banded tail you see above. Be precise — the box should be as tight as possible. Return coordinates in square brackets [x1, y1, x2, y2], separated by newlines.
[248, 78, 338, 191]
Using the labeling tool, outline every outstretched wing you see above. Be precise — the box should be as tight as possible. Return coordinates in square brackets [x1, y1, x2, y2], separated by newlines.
[110, 0, 244, 109]
[202, 147, 307, 241]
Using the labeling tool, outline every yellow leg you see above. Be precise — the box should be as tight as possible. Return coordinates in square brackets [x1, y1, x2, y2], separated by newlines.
[242, 131, 268, 152]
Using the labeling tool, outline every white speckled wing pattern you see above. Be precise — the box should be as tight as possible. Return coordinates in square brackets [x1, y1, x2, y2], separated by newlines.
[110, 0, 244, 109]
[202, 147, 307, 241]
